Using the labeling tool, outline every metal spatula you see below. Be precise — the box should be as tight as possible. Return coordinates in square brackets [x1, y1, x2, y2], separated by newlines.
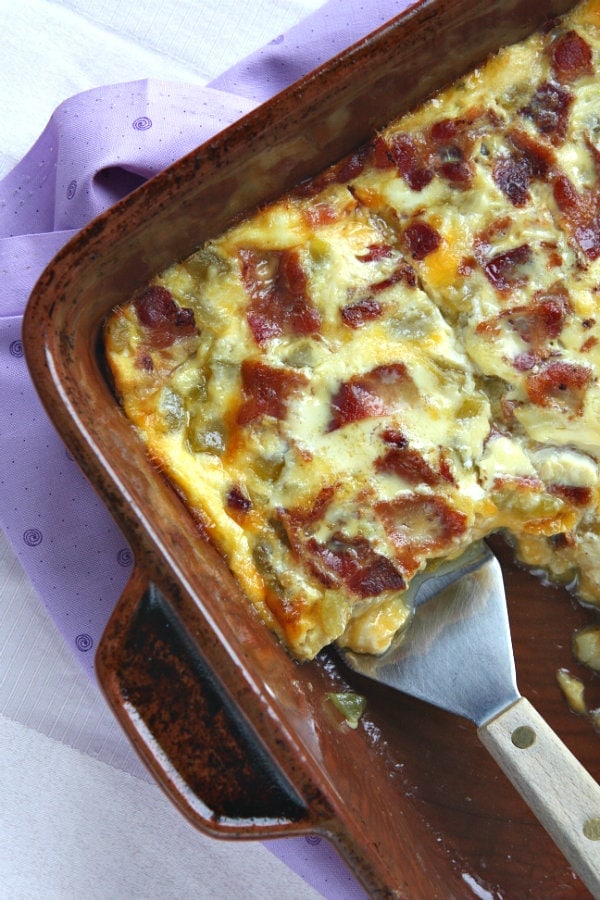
[340, 541, 600, 895]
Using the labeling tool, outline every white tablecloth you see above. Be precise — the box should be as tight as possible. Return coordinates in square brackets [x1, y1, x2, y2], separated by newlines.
[0, 1, 379, 895]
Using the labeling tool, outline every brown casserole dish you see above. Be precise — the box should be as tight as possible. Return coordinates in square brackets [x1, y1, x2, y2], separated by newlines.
[23, 0, 600, 896]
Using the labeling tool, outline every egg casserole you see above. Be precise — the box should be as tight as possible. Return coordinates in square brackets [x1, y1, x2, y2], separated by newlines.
[105, 0, 600, 660]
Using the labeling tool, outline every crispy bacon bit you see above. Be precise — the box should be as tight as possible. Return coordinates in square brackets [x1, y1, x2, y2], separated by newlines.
[380, 427, 408, 448]
[492, 474, 543, 492]
[403, 220, 442, 260]
[370, 261, 417, 292]
[520, 81, 573, 145]
[484, 244, 531, 293]
[304, 533, 406, 597]
[549, 484, 592, 506]
[239, 247, 321, 345]
[279, 486, 337, 533]
[237, 360, 308, 425]
[376, 427, 454, 486]
[341, 297, 383, 328]
[376, 495, 468, 578]
[226, 485, 252, 512]
[138, 352, 154, 372]
[525, 360, 591, 412]
[379, 111, 494, 192]
[458, 255, 477, 276]
[513, 351, 540, 372]
[276, 489, 406, 597]
[357, 243, 395, 262]
[371, 135, 395, 170]
[475, 215, 513, 253]
[302, 202, 339, 229]
[549, 532, 575, 550]
[493, 131, 553, 207]
[133, 285, 196, 348]
[493, 153, 533, 207]
[503, 285, 570, 351]
[375, 447, 446, 486]
[440, 159, 474, 187]
[389, 133, 434, 190]
[334, 146, 369, 182]
[552, 173, 600, 260]
[581, 335, 598, 353]
[327, 363, 417, 432]
[551, 30, 593, 83]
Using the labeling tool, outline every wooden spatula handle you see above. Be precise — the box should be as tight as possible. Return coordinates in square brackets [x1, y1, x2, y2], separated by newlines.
[479, 696, 600, 896]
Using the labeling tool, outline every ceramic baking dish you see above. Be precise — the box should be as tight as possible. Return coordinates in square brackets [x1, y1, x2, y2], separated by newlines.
[23, 0, 600, 895]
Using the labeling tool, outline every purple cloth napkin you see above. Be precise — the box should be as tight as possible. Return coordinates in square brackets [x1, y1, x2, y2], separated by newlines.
[0, 4, 411, 896]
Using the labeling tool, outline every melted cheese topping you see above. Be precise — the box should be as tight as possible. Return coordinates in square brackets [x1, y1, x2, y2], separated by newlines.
[105, 0, 600, 659]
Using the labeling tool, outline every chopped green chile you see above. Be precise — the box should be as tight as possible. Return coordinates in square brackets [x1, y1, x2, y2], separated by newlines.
[327, 691, 367, 729]
[250, 453, 285, 482]
[186, 416, 227, 454]
[184, 246, 230, 280]
[159, 388, 185, 431]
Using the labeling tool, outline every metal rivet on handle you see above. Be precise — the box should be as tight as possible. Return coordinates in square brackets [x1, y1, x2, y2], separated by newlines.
[511, 725, 536, 749]
[583, 818, 600, 841]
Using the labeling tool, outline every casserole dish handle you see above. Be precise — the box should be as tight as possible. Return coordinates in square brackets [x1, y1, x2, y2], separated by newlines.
[96, 564, 318, 841]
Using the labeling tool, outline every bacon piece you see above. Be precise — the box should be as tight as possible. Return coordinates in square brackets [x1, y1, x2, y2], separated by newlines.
[239, 248, 321, 345]
[334, 146, 370, 182]
[376, 495, 468, 578]
[403, 220, 442, 260]
[237, 360, 308, 425]
[388, 132, 434, 190]
[133, 285, 196, 348]
[513, 351, 541, 372]
[581, 335, 598, 353]
[327, 363, 418, 432]
[510, 286, 570, 343]
[492, 474, 543, 492]
[551, 30, 593, 83]
[371, 134, 396, 170]
[369, 261, 417, 292]
[379, 110, 498, 192]
[483, 244, 531, 293]
[376, 447, 445, 486]
[375, 428, 454, 486]
[493, 153, 533, 207]
[525, 360, 591, 412]
[520, 81, 573, 145]
[440, 159, 474, 187]
[226, 485, 252, 512]
[549, 484, 592, 507]
[357, 243, 395, 262]
[304, 533, 406, 597]
[302, 202, 339, 229]
[276, 488, 406, 597]
[553, 173, 600, 260]
[341, 297, 383, 328]
[492, 131, 553, 207]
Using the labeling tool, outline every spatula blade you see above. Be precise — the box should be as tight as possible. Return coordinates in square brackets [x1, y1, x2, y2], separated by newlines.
[340, 541, 520, 726]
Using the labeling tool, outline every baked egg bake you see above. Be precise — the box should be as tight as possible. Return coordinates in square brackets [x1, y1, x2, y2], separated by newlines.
[105, 0, 600, 662]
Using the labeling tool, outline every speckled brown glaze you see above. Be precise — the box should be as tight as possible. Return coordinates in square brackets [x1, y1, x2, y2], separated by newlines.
[23, 0, 600, 896]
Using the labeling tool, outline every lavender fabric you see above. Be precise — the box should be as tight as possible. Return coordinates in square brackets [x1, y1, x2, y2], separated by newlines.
[0, 2, 412, 896]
